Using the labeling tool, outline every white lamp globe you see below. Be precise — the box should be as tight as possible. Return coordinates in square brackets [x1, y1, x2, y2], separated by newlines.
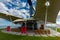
[45, 1, 50, 7]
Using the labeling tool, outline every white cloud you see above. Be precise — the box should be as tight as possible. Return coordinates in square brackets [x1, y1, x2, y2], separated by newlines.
[0, 11, 8, 14]
[21, 2, 26, 7]
[6, 2, 12, 6]
[9, 9, 30, 18]
[6, 0, 11, 2]
[0, 2, 8, 10]
[22, 14, 26, 18]
[58, 11, 60, 16]
[56, 21, 60, 24]
[33, 5, 36, 10]
[31, 0, 36, 3]
[0, 0, 11, 2]
[27, 4, 30, 9]
[7, 9, 24, 18]
[20, 9, 29, 13]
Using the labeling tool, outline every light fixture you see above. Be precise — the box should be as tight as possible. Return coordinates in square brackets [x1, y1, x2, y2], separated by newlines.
[45, 1, 50, 7]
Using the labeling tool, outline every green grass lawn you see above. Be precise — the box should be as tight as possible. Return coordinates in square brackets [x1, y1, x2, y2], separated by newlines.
[0, 29, 60, 40]
[51, 27, 56, 31]
[57, 28, 60, 32]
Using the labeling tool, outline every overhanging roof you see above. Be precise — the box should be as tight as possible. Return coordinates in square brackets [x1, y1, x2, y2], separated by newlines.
[34, 0, 60, 23]
[0, 13, 21, 21]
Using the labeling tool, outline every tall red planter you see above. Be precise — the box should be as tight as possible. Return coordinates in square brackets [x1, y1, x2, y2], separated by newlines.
[7, 26, 10, 32]
[21, 26, 27, 34]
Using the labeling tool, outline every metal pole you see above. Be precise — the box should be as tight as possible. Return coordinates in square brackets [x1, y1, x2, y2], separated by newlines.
[44, 6, 48, 29]
[56, 24, 57, 32]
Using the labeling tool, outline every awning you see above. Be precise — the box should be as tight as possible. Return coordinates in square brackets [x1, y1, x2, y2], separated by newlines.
[13, 19, 26, 22]
[34, 0, 60, 23]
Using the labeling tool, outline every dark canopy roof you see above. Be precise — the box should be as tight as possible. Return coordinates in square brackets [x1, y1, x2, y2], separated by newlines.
[34, 0, 60, 23]
[0, 13, 21, 21]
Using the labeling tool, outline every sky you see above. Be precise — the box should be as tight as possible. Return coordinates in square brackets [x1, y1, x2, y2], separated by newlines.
[0, 0, 36, 27]
[56, 11, 60, 24]
[0, 0, 36, 18]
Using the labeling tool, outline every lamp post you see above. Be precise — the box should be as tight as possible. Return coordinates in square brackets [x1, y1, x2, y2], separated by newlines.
[45, 1, 50, 29]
